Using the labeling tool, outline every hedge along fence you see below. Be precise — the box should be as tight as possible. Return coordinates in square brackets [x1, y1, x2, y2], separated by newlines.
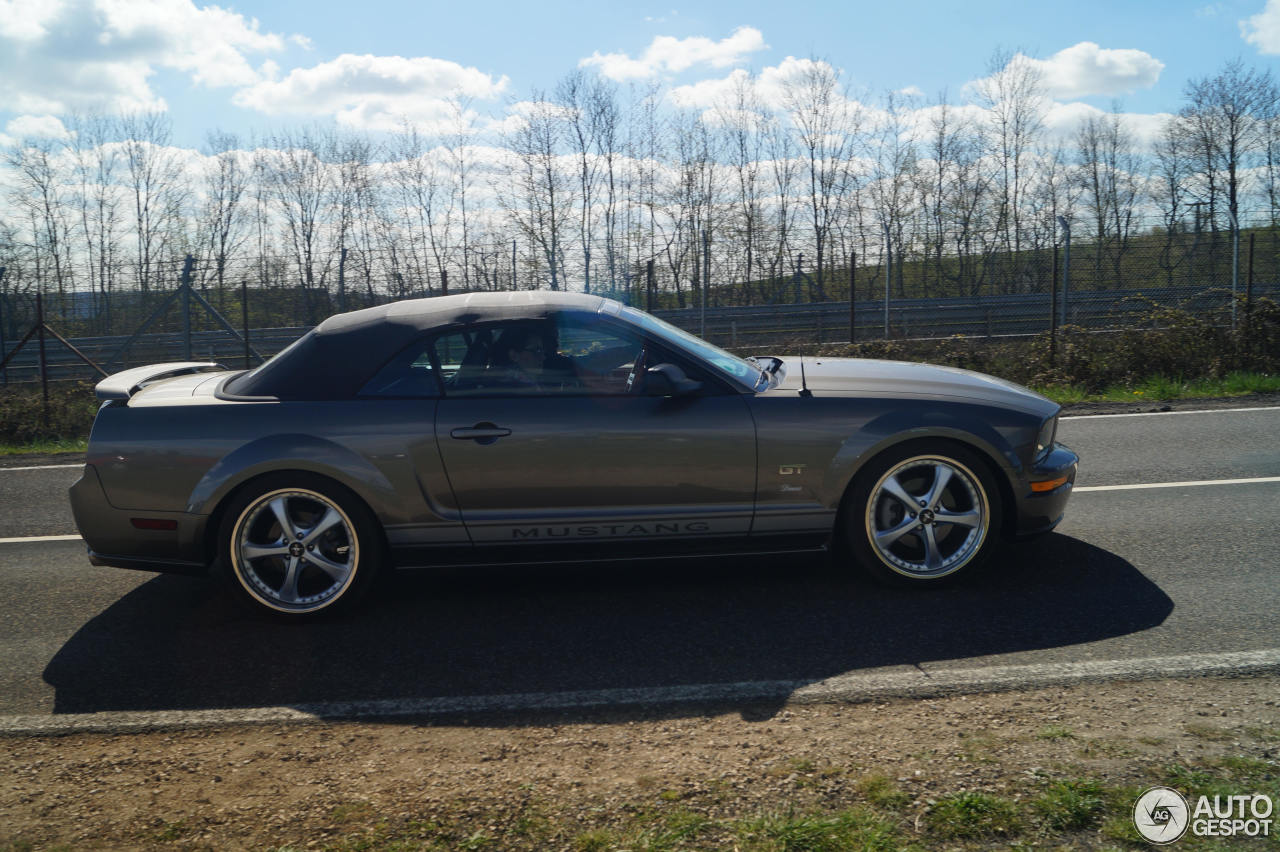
[752, 297, 1280, 393]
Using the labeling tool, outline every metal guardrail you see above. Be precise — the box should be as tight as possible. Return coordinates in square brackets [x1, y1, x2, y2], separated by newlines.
[1, 283, 1274, 383]
[653, 282, 1278, 348]
[0, 328, 308, 383]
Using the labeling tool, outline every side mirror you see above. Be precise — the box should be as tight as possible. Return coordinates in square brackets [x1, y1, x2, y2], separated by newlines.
[645, 363, 702, 396]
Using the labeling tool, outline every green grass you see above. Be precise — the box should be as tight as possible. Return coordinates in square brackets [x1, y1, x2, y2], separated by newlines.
[1036, 724, 1078, 741]
[734, 808, 909, 852]
[1033, 371, 1280, 405]
[852, 773, 912, 811]
[924, 791, 1024, 840]
[0, 437, 86, 456]
[69, 750, 1280, 852]
[1033, 778, 1107, 831]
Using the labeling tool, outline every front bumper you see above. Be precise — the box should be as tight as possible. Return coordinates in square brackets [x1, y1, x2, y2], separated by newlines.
[1011, 443, 1079, 540]
[69, 464, 211, 576]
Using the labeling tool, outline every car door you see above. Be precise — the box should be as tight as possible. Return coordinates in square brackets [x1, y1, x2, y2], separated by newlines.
[432, 311, 757, 550]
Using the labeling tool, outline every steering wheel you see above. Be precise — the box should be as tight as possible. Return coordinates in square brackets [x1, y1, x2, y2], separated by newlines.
[625, 344, 649, 394]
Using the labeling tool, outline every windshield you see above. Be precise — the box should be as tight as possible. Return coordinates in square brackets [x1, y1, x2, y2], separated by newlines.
[619, 306, 763, 389]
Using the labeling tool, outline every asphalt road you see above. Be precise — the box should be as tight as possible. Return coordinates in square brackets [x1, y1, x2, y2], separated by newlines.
[1, 406, 1277, 724]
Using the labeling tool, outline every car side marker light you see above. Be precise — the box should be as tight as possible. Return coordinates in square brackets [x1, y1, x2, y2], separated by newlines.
[1030, 475, 1071, 493]
[130, 518, 178, 531]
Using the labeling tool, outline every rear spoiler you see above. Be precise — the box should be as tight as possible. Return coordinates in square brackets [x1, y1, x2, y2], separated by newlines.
[95, 362, 226, 401]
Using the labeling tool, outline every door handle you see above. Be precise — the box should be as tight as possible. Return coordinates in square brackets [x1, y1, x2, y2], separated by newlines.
[450, 423, 512, 443]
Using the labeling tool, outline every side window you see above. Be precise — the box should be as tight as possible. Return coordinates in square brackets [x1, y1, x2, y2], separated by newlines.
[433, 316, 648, 397]
[555, 314, 647, 395]
[359, 338, 441, 398]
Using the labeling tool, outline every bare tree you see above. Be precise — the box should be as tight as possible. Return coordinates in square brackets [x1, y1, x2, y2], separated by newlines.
[974, 48, 1046, 263]
[1074, 108, 1144, 287]
[118, 112, 187, 291]
[198, 130, 249, 294]
[4, 135, 74, 310]
[65, 113, 122, 321]
[1179, 59, 1279, 230]
[869, 89, 919, 297]
[780, 57, 860, 297]
[715, 72, 768, 301]
[263, 127, 331, 320]
[501, 92, 573, 290]
[390, 121, 448, 294]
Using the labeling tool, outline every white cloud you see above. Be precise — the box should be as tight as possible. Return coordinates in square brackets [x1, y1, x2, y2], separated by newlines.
[4, 114, 73, 140]
[1040, 101, 1173, 148]
[0, 0, 290, 114]
[668, 69, 751, 108]
[668, 57, 845, 112]
[232, 54, 509, 132]
[579, 26, 766, 81]
[972, 42, 1164, 101]
[1241, 0, 1280, 54]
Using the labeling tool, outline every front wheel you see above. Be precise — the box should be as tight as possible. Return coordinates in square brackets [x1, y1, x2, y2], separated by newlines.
[218, 473, 382, 617]
[845, 444, 1002, 585]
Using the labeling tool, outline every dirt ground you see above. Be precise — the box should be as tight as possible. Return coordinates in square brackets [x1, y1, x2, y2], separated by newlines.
[2, 675, 1277, 850]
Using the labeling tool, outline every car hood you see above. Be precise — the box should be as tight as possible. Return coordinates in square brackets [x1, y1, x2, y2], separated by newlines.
[762, 356, 1057, 416]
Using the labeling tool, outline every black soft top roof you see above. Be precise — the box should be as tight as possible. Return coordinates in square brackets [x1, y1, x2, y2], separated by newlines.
[226, 291, 608, 399]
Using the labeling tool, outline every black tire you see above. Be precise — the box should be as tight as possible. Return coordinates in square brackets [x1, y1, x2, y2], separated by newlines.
[216, 472, 383, 618]
[844, 441, 1003, 586]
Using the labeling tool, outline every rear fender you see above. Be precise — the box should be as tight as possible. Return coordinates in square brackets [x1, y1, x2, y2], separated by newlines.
[185, 433, 399, 522]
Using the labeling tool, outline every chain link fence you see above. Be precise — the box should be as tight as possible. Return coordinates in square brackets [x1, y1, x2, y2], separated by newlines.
[2, 225, 1277, 384]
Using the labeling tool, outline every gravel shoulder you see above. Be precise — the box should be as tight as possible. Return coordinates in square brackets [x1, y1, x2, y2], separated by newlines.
[3, 675, 1277, 850]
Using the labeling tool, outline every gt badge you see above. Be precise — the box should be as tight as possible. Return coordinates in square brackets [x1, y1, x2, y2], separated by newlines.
[779, 464, 807, 475]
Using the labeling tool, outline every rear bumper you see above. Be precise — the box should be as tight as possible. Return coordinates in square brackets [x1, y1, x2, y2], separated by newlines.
[69, 463, 212, 576]
[1010, 443, 1079, 540]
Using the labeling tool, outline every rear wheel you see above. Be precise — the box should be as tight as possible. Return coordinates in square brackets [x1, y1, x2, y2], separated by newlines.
[219, 473, 382, 617]
[846, 443, 1002, 585]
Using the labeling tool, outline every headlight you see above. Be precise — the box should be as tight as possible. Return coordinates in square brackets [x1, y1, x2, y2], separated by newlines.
[1035, 415, 1058, 459]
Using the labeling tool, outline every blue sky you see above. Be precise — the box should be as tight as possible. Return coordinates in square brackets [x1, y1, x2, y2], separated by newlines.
[1, 0, 1277, 148]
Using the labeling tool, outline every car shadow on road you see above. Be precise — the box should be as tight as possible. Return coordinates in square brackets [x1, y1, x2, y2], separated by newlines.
[44, 533, 1172, 720]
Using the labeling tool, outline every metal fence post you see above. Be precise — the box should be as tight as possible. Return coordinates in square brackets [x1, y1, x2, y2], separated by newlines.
[0, 266, 7, 386]
[338, 246, 348, 313]
[848, 252, 856, 344]
[883, 223, 891, 339]
[242, 277, 251, 370]
[1246, 231, 1256, 340]
[701, 229, 709, 337]
[441, 269, 449, 297]
[180, 254, 194, 361]
[1057, 217, 1071, 327]
[36, 292, 48, 428]
[1229, 211, 1240, 330]
[646, 259, 655, 312]
[1050, 244, 1059, 369]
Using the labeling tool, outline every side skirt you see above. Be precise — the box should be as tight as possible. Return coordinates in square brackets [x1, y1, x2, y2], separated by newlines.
[390, 532, 830, 570]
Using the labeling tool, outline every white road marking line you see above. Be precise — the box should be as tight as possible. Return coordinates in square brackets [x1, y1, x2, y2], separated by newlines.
[2, 648, 1277, 735]
[0, 534, 81, 544]
[0, 463, 83, 472]
[1064, 405, 1280, 420]
[1075, 476, 1280, 493]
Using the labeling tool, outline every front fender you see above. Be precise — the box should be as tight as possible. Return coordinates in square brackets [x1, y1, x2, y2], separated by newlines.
[186, 433, 400, 520]
[823, 403, 1027, 510]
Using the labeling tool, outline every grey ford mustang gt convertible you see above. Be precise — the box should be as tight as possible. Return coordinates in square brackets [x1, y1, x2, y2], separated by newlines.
[70, 291, 1078, 617]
